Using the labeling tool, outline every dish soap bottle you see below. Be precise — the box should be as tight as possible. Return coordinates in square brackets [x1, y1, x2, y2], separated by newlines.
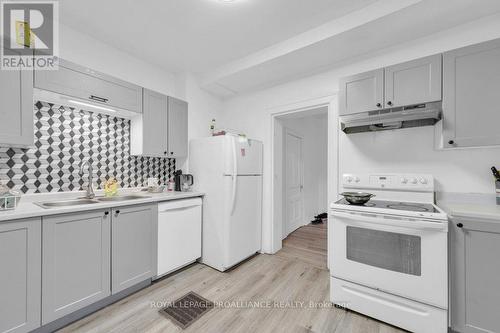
[104, 178, 119, 197]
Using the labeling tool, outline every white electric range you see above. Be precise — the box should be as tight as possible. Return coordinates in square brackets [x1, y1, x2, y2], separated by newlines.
[330, 173, 448, 333]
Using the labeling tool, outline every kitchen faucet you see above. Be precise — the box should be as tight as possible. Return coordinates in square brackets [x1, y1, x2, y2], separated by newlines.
[79, 159, 95, 199]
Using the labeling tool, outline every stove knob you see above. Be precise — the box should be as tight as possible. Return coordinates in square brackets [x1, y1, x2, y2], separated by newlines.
[401, 178, 408, 184]
[420, 178, 428, 184]
[410, 178, 418, 184]
[346, 176, 353, 183]
[354, 177, 360, 183]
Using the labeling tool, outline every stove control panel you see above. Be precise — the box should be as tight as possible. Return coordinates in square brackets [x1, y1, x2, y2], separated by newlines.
[342, 173, 434, 191]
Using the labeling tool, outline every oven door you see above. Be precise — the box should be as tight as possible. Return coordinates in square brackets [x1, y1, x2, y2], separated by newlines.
[331, 209, 448, 308]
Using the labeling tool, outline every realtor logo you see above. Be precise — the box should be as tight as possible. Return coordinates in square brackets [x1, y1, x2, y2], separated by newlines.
[1, 0, 59, 70]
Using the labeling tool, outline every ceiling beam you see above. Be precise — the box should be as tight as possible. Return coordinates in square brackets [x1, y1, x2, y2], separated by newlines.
[200, 0, 423, 91]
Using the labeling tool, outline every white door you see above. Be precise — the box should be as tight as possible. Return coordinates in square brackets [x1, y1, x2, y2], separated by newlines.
[284, 130, 304, 238]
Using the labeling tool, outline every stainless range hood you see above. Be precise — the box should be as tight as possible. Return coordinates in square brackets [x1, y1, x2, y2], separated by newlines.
[340, 102, 442, 134]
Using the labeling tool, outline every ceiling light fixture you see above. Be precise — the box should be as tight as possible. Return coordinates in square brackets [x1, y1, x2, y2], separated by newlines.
[67, 99, 117, 113]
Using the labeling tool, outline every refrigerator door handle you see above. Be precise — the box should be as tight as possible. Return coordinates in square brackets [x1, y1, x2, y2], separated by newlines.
[230, 137, 238, 215]
[231, 136, 238, 176]
[230, 175, 237, 216]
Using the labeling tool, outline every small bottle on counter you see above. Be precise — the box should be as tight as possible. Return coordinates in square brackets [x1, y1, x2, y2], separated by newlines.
[167, 179, 175, 192]
[210, 118, 216, 136]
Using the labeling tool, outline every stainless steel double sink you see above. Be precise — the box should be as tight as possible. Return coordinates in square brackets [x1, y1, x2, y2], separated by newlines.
[35, 195, 151, 209]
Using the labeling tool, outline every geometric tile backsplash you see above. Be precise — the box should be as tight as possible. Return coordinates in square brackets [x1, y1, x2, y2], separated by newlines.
[0, 101, 175, 194]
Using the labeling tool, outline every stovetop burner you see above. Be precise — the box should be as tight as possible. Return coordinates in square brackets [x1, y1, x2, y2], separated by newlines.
[335, 198, 440, 213]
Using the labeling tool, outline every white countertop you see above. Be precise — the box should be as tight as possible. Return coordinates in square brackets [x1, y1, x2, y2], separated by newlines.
[437, 192, 500, 222]
[0, 188, 204, 223]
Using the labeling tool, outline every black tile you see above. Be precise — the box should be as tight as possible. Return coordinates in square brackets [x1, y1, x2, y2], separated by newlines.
[6, 148, 15, 158]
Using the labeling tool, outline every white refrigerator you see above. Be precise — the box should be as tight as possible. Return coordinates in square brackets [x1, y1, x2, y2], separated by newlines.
[189, 134, 263, 271]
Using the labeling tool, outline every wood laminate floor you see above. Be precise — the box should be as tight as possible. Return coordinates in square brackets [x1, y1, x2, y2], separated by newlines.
[59, 222, 405, 333]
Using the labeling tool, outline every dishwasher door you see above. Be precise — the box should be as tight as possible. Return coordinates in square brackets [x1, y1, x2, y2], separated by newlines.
[156, 198, 202, 279]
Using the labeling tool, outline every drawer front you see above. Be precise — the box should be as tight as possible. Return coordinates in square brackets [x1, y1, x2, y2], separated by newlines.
[91, 75, 142, 113]
[331, 277, 447, 333]
[35, 60, 142, 113]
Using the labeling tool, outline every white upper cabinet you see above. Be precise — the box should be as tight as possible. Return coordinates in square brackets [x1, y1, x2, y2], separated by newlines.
[339, 69, 384, 116]
[167, 97, 188, 158]
[0, 59, 34, 147]
[35, 59, 143, 113]
[132, 89, 168, 157]
[384, 54, 442, 108]
[442, 38, 500, 148]
[131, 89, 188, 158]
[339, 55, 442, 116]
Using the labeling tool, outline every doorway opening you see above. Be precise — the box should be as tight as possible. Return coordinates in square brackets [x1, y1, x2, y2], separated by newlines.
[273, 106, 328, 267]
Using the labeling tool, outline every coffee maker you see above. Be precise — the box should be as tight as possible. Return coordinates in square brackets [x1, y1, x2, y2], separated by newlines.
[174, 170, 194, 192]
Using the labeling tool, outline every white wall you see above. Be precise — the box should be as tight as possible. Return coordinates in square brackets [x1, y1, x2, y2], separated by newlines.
[281, 114, 328, 225]
[221, 13, 500, 253]
[339, 126, 500, 194]
[60, 24, 178, 97]
[178, 73, 224, 171]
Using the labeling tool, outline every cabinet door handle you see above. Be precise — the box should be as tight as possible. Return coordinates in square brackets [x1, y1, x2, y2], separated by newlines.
[448, 140, 455, 145]
[115, 210, 120, 215]
[104, 211, 109, 216]
[170, 152, 174, 156]
[89, 95, 109, 103]
[376, 103, 382, 108]
[456, 223, 463, 228]
[387, 101, 393, 106]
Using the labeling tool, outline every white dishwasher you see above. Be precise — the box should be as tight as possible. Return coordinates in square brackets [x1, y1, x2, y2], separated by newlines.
[155, 197, 202, 279]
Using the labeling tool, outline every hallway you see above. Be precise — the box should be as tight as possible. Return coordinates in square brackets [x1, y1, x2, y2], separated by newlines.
[277, 222, 328, 270]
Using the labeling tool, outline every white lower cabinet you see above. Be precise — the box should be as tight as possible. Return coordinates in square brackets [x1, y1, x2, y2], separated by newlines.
[112, 204, 156, 294]
[0, 197, 201, 331]
[0, 218, 41, 333]
[156, 198, 202, 278]
[450, 217, 500, 333]
[42, 210, 111, 324]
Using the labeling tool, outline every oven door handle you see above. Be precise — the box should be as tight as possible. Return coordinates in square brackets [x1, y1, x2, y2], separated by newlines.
[330, 210, 448, 231]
